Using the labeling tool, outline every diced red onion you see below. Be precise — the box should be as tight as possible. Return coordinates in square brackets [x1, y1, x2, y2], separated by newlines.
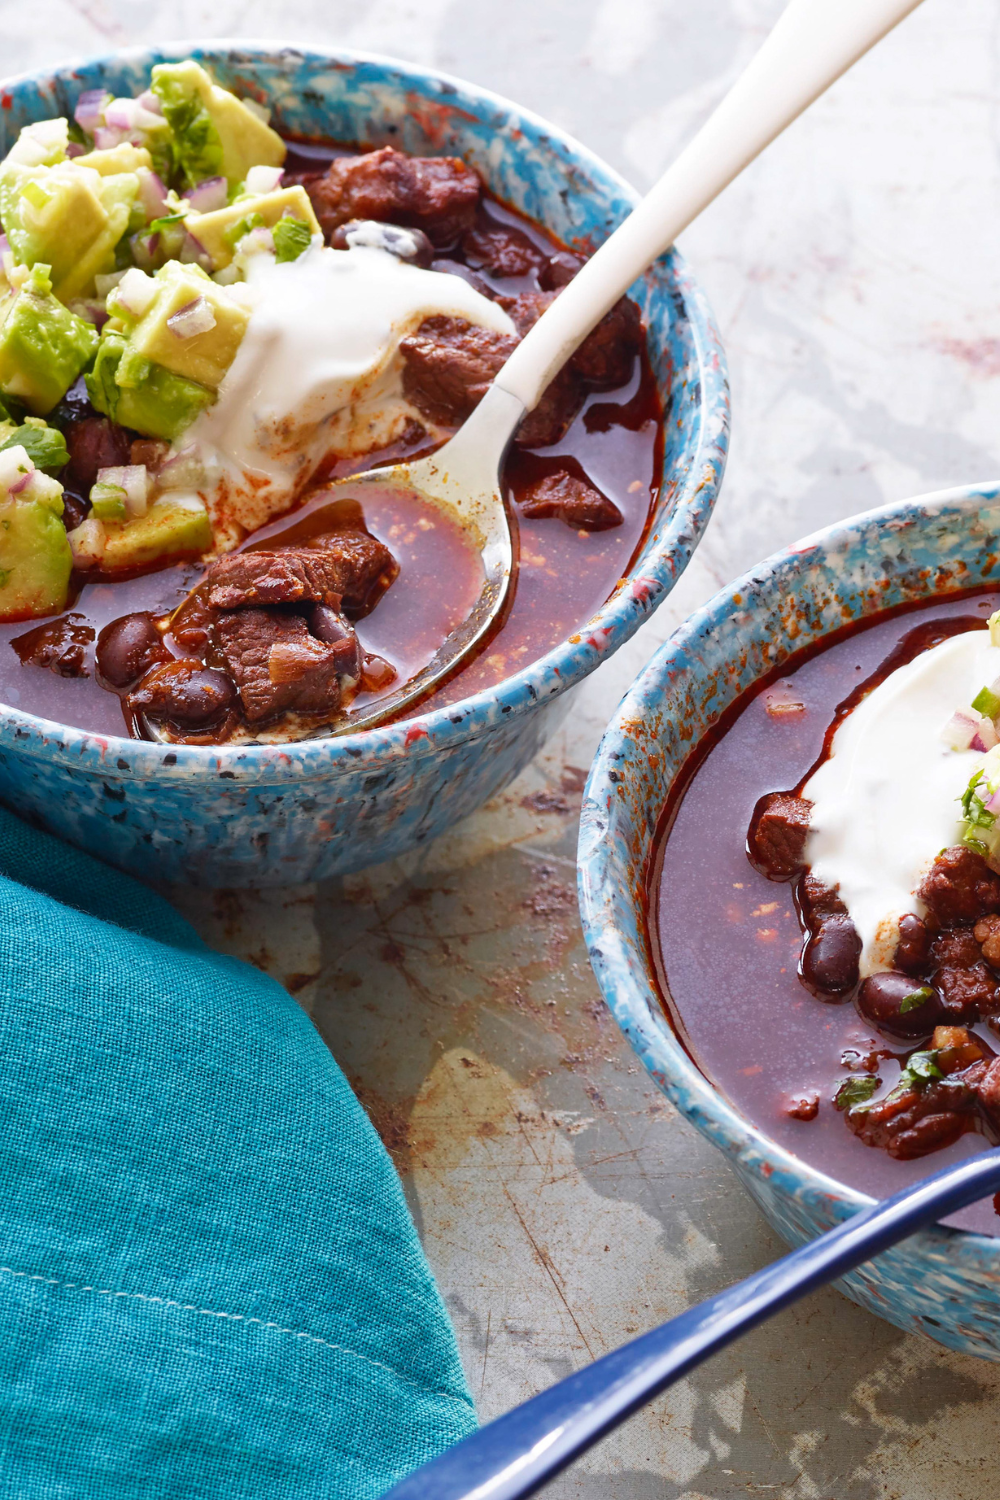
[66, 297, 109, 330]
[972, 718, 999, 752]
[167, 297, 216, 339]
[103, 97, 137, 131]
[239, 225, 275, 256]
[129, 230, 160, 271]
[157, 446, 205, 491]
[136, 89, 163, 115]
[186, 176, 228, 213]
[137, 168, 168, 220]
[65, 142, 86, 158]
[179, 230, 213, 271]
[941, 710, 980, 751]
[67, 518, 106, 569]
[244, 164, 284, 195]
[985, 788, 1000, 815]
[94, 270, 126, 298]
[0, 234, 9, 258]
[74, 88, 109, 134]
[93, 124, 126, 151]
[115, 268, 158, 317]
[98, 463, 149, 517]
[132, 104, 166, 134]
[0, 446, 34, 492]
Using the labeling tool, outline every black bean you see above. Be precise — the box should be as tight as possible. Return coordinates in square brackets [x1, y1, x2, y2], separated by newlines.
[96, 613, 169, 690]
[857, 971, 943, 1039]
[129, 660, 236, 731]
[893, 913, 932, 975]
[330, 219, 435, 267]
[801, 914, 862, 996]
[308, 605, 363, 681]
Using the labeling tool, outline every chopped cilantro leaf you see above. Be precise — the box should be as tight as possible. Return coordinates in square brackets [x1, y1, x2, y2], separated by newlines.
[0, 423, 68, 476]
[273, 215, 312, 263]
[899, 986, 933, 1014]
[960, 769, 995, 830]
[898, 1050, 944, 1089]
[834, 1075, 880, 1111]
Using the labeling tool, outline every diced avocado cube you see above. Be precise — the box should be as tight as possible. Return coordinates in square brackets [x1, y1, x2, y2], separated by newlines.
[86, 330, 215, 441]
[0, 494, 72, 620]
[973, 685, 1000, 721]
[0, 268, 99, 415]
[187, 185, 319, 268]
[0, 161, 139, 300]
[72, 142, 153, 176]
[101, 495, 212, 570]
[151, 60, 285, 190]
[127, 261, 248, 388]
[5, 119, 68, 170]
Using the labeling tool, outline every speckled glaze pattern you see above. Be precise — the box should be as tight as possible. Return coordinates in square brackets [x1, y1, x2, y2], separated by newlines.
[0, 43, 728, 887]
[579, 482, 1000, 1359]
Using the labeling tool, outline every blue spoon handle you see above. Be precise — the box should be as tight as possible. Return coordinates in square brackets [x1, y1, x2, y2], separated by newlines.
[383, 1149, 1000, 1500]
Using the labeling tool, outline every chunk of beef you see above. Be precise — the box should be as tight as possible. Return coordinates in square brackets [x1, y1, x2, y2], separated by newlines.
[514, 367, 585, 447]
[400, 303, 615, 448]
[917, 846, 1000, 926]
[799, 874, 847, 919]
[11, 614, 93, 677]
[129, 659, 237, 734]
[975, 913, 1000, 968]
[65, 417, 131, 491]
[785, 1092, 819, 1121]
[461, 223, 547, 278]
[929, 929, 983, 969]
[893, 913, 932, 975]
[306, 147, 481, 248]
[205, 532, 398, 619]
[747, 791, 812, 878]
[96, 612, 170, 690]
[845, 1078, 974, 1158]
[540, 250, 584, 290]
[306, 531, 400, 618]
[934, 962, 999, 1017]
[571, 296, 644, 387]
[500, 289, 644, 387]
[206, 550, 348, 610]
[400, 315, 518, 426]
[519, 471, 623, 532]
[975, 1056, 1000, 1122]
[211, 609, 354, 723]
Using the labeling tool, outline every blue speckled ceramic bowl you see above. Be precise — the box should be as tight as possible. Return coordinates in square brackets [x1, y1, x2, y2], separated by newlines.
[579, 482, 1000, 1359]
[0, 42, 727, 887]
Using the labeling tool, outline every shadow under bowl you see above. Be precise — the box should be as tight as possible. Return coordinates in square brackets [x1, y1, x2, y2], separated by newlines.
[0, 41, 728, 887]
[578, 481, 1000, 1360]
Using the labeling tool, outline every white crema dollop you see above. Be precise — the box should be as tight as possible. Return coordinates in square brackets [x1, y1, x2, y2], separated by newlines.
[803, 629, 1000, 975]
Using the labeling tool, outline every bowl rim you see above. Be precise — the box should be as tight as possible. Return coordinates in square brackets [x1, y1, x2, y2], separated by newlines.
[0, 39, 729, 780]
[578, 479, 1000, 1261]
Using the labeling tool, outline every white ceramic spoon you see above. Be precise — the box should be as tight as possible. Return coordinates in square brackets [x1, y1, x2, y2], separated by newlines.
[152, 0, 926, 741]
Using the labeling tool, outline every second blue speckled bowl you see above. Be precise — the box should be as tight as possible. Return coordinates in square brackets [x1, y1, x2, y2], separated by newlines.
[0, 42, 728, 886]
[579, 482, 1000, 1359]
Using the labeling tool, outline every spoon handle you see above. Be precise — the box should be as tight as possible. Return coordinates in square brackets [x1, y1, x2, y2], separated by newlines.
[494, 0, 924, 414]
[382, 1148, 1000, 1500]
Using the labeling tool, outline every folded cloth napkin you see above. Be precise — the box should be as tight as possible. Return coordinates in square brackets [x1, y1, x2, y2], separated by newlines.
[0, 805, 475, 1497]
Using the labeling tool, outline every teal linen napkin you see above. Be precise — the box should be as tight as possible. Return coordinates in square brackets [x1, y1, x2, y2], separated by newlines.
[0, 805, 475, 1497]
